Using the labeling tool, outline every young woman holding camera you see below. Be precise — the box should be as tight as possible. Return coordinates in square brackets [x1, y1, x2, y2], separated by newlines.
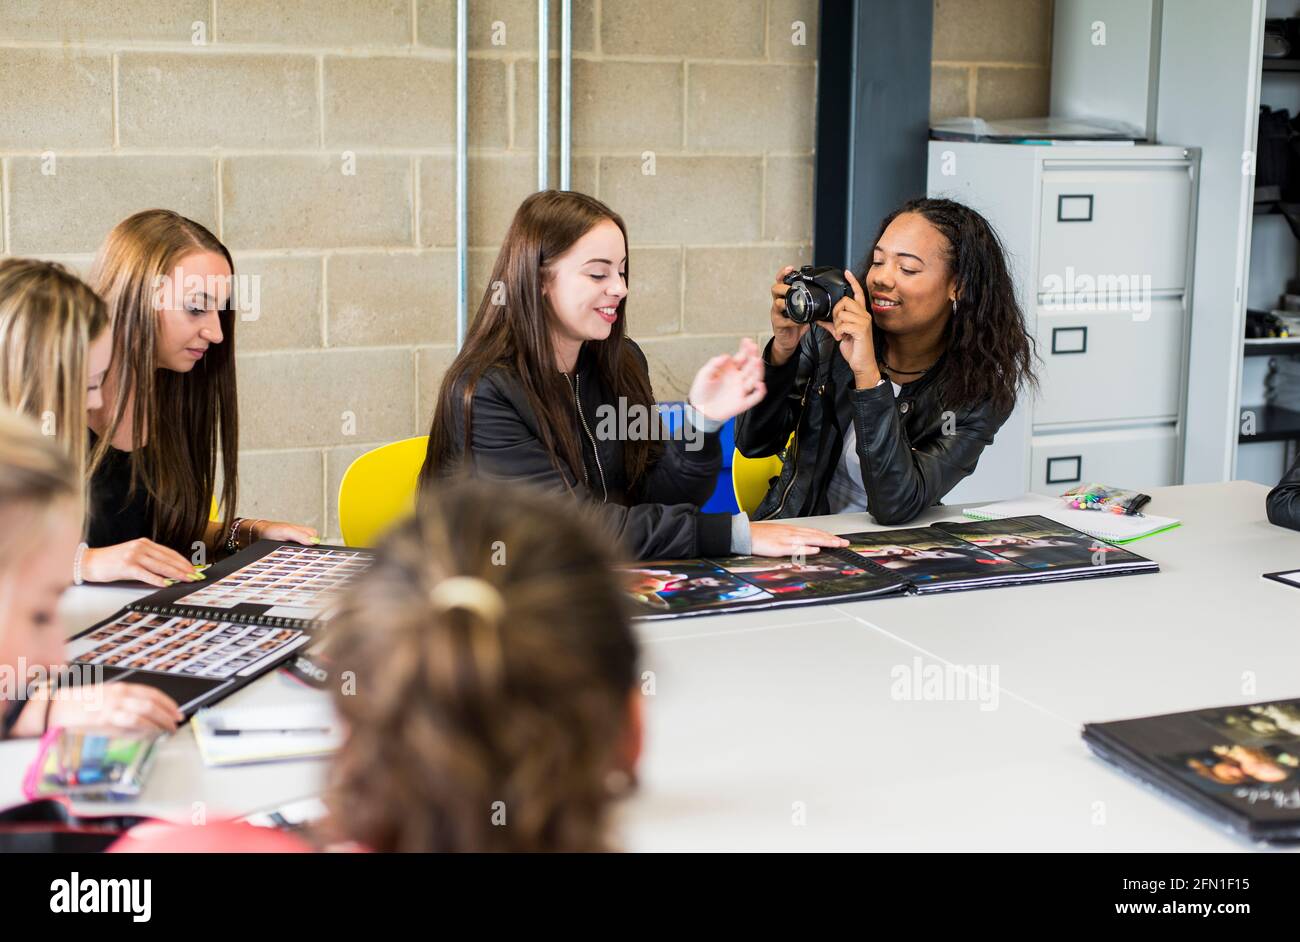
[736, 197, 1036, 524]
[419, 189, 846, 560]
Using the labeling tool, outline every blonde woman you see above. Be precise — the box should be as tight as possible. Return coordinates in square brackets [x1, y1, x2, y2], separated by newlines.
[0, 408, 181, 740]
[0, 259, 111, 482]
[0, 258, 200, 586]
[88, 210, 317, 585]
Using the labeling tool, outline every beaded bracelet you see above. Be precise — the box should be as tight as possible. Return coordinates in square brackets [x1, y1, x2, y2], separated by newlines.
[224, 517, 267, 554]
[225, 517, 245, 554]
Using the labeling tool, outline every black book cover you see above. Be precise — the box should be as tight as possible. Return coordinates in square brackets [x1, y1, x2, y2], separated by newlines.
[1083, 699, 1300, 843]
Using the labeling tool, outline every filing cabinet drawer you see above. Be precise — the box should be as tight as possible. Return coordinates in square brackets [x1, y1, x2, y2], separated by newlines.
[1030, 425, 1177, 495]
[1034, 298, 1184, 426]
[1038, 165, 1192, 295]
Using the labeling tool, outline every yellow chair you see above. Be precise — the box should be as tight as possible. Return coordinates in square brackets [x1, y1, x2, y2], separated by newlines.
[731, 434, 793, 515]
[337, 436, 430, 547]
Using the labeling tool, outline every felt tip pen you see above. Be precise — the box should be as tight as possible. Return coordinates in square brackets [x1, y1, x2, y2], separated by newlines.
[210, 726, 332, 737]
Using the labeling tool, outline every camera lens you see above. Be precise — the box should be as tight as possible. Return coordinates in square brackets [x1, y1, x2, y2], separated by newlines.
[785, 283, 806, 323]
[786, 282, 830, 323]
[787, 283, 815, 323]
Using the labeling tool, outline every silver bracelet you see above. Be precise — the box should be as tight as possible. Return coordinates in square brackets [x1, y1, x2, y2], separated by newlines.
[72, 542, 89, 586]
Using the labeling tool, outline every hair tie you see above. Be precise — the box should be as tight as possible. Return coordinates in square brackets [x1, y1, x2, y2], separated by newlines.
[428, 576, 506, 622]
[428, 576, 506, 689]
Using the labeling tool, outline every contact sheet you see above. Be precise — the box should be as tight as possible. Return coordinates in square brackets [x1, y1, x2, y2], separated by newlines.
[65, 540, 375, 714]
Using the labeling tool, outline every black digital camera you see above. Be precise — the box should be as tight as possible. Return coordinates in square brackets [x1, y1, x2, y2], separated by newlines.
[781, 266, 852, 324]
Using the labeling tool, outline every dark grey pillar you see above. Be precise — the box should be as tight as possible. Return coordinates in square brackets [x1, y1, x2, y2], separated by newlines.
[815, 0, 934, 270]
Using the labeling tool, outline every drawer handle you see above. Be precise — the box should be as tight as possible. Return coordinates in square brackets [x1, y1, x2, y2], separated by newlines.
[1057, 194, 1093, 222]
[1051, 326, 1088, 354]
[1046, 455, 1082, 485]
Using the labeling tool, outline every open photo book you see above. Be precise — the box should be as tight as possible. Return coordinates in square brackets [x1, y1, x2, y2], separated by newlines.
[65, 541, 374, 715]
[621, 514, 1159, 620]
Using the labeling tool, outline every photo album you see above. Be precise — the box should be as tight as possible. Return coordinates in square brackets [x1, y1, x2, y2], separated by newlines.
[65, 541, 375, 715]
[621, 514, 1159, 619]
[1084, 699, 1300, 843]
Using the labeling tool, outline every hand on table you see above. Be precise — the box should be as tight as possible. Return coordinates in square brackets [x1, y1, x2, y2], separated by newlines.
[12, 681, 183, 737]
[251, 520, 320, 545]
[750, 523, 849, 558]
[81, 539, 205, 588]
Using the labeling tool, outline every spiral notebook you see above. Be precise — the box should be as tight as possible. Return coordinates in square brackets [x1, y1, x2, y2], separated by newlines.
[963, 493, 1181, 543]
[65, 541, 374, 716]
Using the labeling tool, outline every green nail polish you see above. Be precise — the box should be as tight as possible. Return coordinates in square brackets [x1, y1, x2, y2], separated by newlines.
[164, 579, 176, 586]
[311, 537, 321, 544]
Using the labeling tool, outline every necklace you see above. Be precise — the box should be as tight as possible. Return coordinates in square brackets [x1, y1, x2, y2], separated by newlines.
[879, 358, 932, 376]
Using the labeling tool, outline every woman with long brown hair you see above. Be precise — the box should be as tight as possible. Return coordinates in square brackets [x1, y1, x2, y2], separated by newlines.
[419, 190, 846, 561]
[86, 210, 317, 586]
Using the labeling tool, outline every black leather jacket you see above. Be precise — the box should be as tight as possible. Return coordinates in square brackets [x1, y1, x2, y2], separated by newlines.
[422, 339, 733, 559]
[1266, 455, 1300, 531]
[735, 331, 1011, 524]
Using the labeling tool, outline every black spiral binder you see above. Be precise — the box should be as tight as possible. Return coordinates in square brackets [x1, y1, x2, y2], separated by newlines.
[125, 601, 321, 633]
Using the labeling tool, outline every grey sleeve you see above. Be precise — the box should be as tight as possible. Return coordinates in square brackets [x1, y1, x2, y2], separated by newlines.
[683, 403, 726, 434]
[729, 512, 752, 555]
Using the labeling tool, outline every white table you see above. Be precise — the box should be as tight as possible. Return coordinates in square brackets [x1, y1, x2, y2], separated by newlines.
[617, 481, 1300, 851]
[2, 481, 1296, 850]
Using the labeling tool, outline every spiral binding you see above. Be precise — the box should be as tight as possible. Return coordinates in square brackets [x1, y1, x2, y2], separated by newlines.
[127, 602, 321, 631]
[830, 545, 901, 579]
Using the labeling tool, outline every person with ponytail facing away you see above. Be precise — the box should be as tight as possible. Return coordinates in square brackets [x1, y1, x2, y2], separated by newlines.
[0, 409, 182, 743]
[112, 477, 642, 852]
[420, 189, 847, 561]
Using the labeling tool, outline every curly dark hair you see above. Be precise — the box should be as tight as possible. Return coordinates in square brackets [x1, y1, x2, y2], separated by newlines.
[863, 197, 1037, 414]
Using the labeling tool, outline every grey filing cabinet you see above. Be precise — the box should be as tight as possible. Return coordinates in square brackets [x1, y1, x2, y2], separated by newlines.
[927, 141, 1199, 502]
